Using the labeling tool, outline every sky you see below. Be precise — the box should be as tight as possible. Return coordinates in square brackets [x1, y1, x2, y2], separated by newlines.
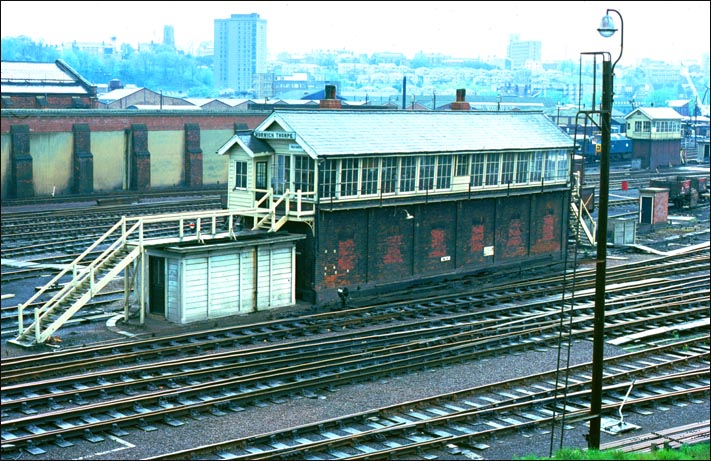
[1, 1, 709, 64]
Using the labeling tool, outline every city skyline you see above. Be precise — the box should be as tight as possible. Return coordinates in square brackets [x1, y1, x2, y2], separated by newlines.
[1, 1, 710, 65]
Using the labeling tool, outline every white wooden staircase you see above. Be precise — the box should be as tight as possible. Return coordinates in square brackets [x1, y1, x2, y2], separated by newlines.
[9, 207, 303, 348]
[9, 218, 143, 347]
[250, 188, 314, 232]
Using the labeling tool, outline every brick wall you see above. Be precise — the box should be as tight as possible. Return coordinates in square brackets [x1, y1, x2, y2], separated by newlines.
[1, 110, 268, 197]
[310, 191, 568, 304]
[184, 123, 203, 188]
[72, 123, 94, 194]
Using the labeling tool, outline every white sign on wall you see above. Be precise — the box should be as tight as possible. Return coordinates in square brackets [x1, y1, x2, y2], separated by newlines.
[254, 131, 296, 140]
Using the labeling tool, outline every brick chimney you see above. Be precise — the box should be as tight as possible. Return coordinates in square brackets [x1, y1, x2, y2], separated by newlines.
[320, 84, 342, 109]
[450, 88, 470, 111]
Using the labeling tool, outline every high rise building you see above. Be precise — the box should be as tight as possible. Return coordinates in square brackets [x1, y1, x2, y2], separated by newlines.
[507, 34, 541, 69]
[163, 25, 175, 48]
[214, 13, 267, 95]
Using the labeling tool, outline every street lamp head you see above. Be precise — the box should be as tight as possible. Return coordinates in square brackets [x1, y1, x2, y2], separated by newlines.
[598, 13, 617, 38]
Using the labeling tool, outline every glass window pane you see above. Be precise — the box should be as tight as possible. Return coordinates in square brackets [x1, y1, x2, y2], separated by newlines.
[381, 157, 397, 194]
[470, 154, 484, 187]
[400, 157, 416, 193]
[360, 158, 379, 195]
[340, 158, 359, 197]
[436, 155, 452, 190]
[419, 156, 435, 191]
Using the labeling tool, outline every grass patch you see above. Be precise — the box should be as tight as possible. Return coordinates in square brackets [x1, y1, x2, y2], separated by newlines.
[517, 442, 710, 460]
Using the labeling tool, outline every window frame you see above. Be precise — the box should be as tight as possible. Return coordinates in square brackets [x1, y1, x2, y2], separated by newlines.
[234, 160, 248, 189]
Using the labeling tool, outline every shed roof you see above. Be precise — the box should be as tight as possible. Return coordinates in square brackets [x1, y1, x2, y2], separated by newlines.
[185, 98, 223, 107]
[253, 110, 574, 158]
[127, 104, 200, 110]
[98, 87, 147, 103]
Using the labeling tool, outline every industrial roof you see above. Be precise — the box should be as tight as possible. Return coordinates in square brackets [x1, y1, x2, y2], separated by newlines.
[1, 60, 94, 96]
[126, 104, 201, 110]
[1, 61, 76, 83]
[255, 110, 574, 158]
[97, 87, 146, 103]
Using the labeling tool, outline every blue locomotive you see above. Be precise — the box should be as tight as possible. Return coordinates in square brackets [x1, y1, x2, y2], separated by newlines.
[579, 133, 633, 163]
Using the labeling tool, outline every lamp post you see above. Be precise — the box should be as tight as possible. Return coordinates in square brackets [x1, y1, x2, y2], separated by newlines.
[588, 8, 623, 451]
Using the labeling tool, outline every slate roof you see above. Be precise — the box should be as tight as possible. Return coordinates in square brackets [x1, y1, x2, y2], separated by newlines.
[97, 87, 146, 103]
[301, 88, 347, 100]
[626, 107, 685, 120]
[1, 60, 95, 96]
[256, 110, 574, 158]
[2, 62, 73, 82]
[217, 131, 274, 157]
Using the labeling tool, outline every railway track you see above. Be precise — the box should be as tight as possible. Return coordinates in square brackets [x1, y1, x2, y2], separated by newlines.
[0, 187, 225, 210]
[3, 246, 707, 379]
[1, 290, 124, 339]
[1, 187, 708, 460]
[1, 196, 225, 260]
[4, 275, 707, 406]
[1, 252, 708, 458]
[146, 341, 709, 460]
[4, 333, 707, 458]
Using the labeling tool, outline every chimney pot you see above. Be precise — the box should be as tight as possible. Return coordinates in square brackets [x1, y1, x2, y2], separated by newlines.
[451, 88, 470, 111]
[320, 85, 341, 109]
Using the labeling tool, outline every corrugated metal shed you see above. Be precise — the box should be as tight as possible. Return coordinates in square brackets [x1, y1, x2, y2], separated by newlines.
[257, 110, 574, 158]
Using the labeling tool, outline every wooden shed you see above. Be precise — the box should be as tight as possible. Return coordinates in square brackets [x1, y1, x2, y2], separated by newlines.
[141, 233, 304, 324]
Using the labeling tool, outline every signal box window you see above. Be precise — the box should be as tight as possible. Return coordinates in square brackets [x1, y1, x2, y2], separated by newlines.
[235, 161, 247, 189]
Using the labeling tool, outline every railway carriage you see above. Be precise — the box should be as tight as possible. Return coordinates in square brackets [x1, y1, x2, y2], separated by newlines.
[649, 175, 707, 208]
[216, 87, 575, 304]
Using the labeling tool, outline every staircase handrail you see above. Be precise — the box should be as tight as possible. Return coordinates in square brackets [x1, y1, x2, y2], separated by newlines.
[132, 208, 247, 223]
[16, 217, 137, 335]
[292, 189, 316, 218]
[33, 245, 143, 344]
[253, 189, 288, 230]
[250, 188, 316, 220]
[253, 187, 273, 212]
